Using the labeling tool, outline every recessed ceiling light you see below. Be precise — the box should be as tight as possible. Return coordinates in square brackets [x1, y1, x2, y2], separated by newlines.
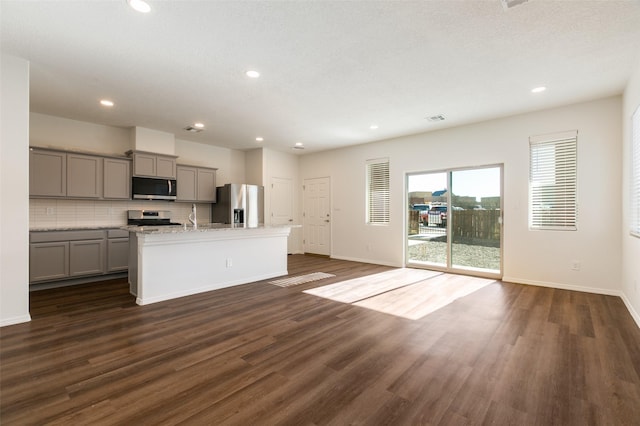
[293, 142, 305, 150]
[193, 122, 205, 128]
[246, 70, 260, 78]
[370, 125, 379, 130]
[100, 99, 114, 107]
[127, 0, 151, 13]
[256, 137, 264, 142]
[531, 86, 547, 93]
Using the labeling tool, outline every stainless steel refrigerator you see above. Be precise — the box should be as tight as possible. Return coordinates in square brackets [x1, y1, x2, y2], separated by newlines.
[211, 184, 264, 227]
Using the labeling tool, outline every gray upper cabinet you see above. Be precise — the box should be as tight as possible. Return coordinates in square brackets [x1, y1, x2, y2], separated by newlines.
[104, 158, 131, 199]
[67, 153, 103, 198]
[197, 168, 216, 202]
[132, 152, 157, 177]
[30, 148, 132, 200]
[176, 166, 197, 201]
[176, 165, 217, 202]
[131, 151, 177, 179]
[157, 156, 177, 179]
[30, 149, 67, 197]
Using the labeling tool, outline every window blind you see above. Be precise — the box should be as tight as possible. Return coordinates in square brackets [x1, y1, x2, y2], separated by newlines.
[632, 106, 640, 237]
[529, 131, 578, 230]
[366, 158, 390, 224]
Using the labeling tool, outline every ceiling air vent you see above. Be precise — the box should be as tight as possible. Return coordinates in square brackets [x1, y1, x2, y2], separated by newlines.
[427, 114, 445, 122]
[501, 0, 529, 10]
[184, 126, 203, 133]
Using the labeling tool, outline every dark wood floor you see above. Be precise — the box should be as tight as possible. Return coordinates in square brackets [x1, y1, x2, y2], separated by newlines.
[1, 255, 639, 425]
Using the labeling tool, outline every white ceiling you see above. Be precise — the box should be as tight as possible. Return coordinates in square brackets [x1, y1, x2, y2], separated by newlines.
[2, 0, 640, 154]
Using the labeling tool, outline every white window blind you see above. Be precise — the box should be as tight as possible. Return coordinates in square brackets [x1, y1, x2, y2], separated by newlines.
[632, 106, 640, 237]
[529, 131, 578, 230]
[366, 158, 390, 224]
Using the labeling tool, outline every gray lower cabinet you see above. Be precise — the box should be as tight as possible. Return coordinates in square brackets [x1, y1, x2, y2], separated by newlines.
[69, 239, 105, 276]
[30, 242, 70, 282]
[30, 229, 128, 284]
[107, 230, 129, 272]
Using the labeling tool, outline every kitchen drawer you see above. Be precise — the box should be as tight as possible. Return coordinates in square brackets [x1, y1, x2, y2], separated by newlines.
[108, 229, 130, 239]
[30, 230, 106, 243]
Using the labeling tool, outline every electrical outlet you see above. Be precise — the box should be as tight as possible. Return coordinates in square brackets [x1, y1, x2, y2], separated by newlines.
[226, 258, 232, 268]
[571, 260, 581, 271]
[46, 207, 55, 216]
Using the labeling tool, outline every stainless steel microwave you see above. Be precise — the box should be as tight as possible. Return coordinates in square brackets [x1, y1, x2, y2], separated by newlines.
[132, 177, 177, 201]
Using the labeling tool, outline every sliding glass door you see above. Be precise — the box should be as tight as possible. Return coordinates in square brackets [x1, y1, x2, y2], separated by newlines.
[406, 165, 502, 277]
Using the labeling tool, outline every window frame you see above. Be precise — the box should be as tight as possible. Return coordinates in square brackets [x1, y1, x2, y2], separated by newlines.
[366, 158, 390, 225]
[529, 130, 578, 231]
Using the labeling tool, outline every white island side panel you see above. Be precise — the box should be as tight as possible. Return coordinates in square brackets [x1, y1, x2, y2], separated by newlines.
[134, 227, 289, 305]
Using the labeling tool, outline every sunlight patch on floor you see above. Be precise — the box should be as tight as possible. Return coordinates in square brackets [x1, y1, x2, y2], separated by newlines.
[304, 269, 495, 320]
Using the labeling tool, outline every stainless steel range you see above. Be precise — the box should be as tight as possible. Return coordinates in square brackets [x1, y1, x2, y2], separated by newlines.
[127, 210, 181, 227]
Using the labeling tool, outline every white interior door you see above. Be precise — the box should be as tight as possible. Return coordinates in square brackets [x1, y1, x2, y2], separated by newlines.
[270, 177, 294, 253]
[303, 177, 331, 256]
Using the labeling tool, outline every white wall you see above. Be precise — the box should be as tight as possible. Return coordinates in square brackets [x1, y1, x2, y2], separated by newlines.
[175, 138, 245, 185]
[130, 127, 175, 155]
[300, 96, 623, 295]
[622, 58, 640, 326]
[30, 112, 131, 155]
[1, 55, 31, 326]
[244, 148, 263, 186]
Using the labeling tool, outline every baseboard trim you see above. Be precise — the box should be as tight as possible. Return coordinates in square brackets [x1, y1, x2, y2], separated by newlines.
[501, 276, 621, 296]
[620, 293, 640, 329]
[330, 255, 400, 268]
[0, 313, 32, 327]
[502, 275, 639, 329]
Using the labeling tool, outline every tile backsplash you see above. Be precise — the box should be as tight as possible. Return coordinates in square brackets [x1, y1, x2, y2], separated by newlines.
[29, 199, 211, 229]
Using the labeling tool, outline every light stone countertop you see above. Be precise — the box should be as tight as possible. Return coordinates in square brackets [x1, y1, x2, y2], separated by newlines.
[123, 223, 299, 235]
[30, 225, 126, 232]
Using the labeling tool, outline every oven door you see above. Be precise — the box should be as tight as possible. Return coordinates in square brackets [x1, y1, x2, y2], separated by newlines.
[132, 177, 177, 200]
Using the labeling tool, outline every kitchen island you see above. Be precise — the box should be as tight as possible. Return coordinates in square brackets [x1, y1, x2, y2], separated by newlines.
[127, 224, 292, 305]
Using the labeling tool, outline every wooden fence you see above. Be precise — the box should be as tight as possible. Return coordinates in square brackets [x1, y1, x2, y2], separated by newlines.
[451, 210, 500, 241]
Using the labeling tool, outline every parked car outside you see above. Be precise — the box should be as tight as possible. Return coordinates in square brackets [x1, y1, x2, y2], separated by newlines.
[428, 205, 447, 227]
[411, 204, 430, 224]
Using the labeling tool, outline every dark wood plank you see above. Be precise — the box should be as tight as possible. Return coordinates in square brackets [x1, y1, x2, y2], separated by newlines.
[1, 255, 639, 425]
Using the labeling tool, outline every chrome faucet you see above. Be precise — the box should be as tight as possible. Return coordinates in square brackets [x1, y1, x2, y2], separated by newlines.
[188, 203, 197, 229]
